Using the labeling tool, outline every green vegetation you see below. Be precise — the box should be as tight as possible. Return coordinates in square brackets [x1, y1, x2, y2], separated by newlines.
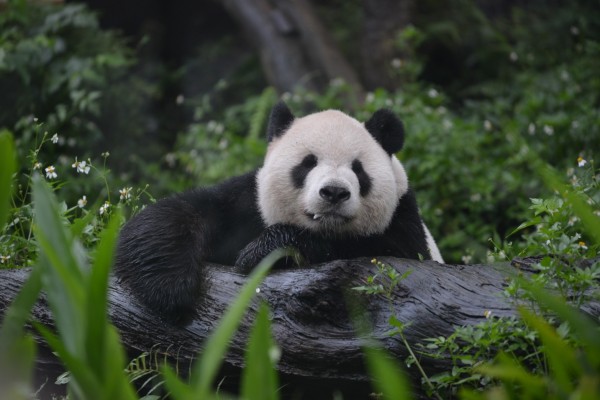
[1, 0, 599, 399]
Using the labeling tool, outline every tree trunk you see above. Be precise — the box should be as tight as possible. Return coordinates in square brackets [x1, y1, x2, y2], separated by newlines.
[361, 0, 413, 90]
[1, 258, 598, 399]
[221, 0, 364, 101]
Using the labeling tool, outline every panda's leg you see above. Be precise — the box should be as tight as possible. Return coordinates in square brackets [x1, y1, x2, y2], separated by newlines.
[114, 197, 210, 325]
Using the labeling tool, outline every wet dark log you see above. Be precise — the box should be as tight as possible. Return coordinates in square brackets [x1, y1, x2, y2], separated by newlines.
[1, 258, 599, 399]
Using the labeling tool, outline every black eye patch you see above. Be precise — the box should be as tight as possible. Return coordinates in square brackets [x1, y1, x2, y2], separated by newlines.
[291, 154, 318, 188]
[352, 159, 372, 196]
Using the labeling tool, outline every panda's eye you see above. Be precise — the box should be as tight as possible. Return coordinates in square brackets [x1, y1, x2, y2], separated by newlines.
[301, 154, 318, 168]
[291, 154, 318, 188]
[352, 159, 372, 196]
[352, 160, 364, 174]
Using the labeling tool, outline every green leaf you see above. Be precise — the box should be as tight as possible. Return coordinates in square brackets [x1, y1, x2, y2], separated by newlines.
[241, 302, 279, 400]
[0, 268, 42, 400]
[0, 130, 16, 230]
[507, 216, 543, 237]
[476, 353, 545, 390]
[164, 249, 289, 399]
[84, 209, 121, 379]
[519, 307, 579, 393]
[523, 283, 600, 367]
[33, 176, 86, 356]
[363, 345, 413, 400]
[537, 164, 600, 245]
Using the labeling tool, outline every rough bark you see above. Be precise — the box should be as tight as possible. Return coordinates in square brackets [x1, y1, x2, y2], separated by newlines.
[1, 258, 599, 399]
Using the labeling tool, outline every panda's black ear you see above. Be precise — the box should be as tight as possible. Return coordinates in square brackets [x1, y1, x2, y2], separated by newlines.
[267, 101, 295, 142]
[365, 109, 405, 155]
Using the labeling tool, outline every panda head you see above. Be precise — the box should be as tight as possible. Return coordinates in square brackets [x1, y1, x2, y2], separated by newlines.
[257, 101, 409, 236]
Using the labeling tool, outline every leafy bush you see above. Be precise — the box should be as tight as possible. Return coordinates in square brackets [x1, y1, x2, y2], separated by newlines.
[0, 0, 159, 191]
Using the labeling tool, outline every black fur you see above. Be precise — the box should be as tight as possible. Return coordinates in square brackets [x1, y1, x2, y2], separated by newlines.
[114, 171, 264, 324]
[291, 154, 318, 189]
[114, 103, 432, 325]
[235, 188, 429, 272]
[364, 109, 405, 155]
[267, 101, 295, 142]
[352, 159, 372, 196]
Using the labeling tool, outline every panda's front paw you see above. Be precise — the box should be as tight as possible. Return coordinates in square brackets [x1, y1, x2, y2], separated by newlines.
[234, 224, 310, 273]
[234, 240, 269, 273]
[234, 242, 306, 274]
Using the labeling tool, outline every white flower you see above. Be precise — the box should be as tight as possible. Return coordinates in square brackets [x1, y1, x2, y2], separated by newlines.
[483, 120, 492, 131]
[101, 151, 110, 158]
[462, 254, 473, 264]
[570, 26, 580, 36]
[330, 78, 344, 87]
[176, 94, 184, 105]
[71, 157, 91, 174]
[484, 310, 493, 319]
[365, 93, 375, 103]
[568, 216, 579, 226]
[509, 51, 518, 62]
[51, 134, 59, 144]
[528, 123, 536, 135]
[33, 162, 42, 170]
[390, 58, 403, 69]
[427, 88, 439, 98]
[45, 165, 57, 179]
[99, 202, 110, 215]
[119, 187, 132, 201]
[577, 156, 587, 167]
[77, 195, 87, 208]
[470, 193, 482, 202]
[543, 125, 554, 136]
[578, 241, 588, 250]
[0, 255, 10, 264]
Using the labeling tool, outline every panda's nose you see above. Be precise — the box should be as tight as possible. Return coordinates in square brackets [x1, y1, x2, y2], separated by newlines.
[319, 185, 351, 204]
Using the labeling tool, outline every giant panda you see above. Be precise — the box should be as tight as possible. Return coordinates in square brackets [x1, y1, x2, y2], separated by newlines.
[114, 101, 443, 324]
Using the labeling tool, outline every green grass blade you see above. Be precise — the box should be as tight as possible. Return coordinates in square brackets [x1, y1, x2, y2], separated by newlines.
[241, 302, 279, 400]
[102, 326, 138, 400]
[363, 345, 413, 400]
[0, 130, 16, 230]
[182, 249, 288, 398]
[519, 307, 579, 393]
[32, 175, 84, 282]
[35, 322, 99, 400]
[85, 209, 122, 380]
[0, 268, 42, 400]
[475, 352, 545, 391]
[162, 365, 194, 399]
[523, 282, 600, 367]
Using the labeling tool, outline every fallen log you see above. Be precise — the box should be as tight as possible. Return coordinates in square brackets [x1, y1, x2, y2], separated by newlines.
[1, 258, 598, 399]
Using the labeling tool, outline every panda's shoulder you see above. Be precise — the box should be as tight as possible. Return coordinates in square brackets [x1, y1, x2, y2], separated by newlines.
[179, 170, 259, 207]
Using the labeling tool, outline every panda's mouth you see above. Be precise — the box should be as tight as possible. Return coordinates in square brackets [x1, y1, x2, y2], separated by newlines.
[306, 212, 352, 223]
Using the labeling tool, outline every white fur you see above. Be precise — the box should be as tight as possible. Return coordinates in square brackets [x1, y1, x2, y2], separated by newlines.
[423, 223, 444, 263]
[257, 110, 407, 236]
